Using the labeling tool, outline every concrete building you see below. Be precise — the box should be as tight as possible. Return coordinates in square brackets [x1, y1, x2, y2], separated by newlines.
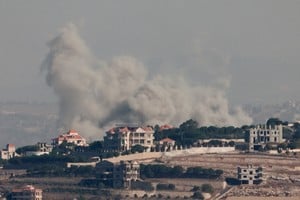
[52, 130, 87, 147]
[0, 144, 17, 160]
[249, 124, 284, 151]
[104, 125, 154, 152]
[25, 143, 52, 156]
[96, 160, 140, 188]
[10, 185, 42, 200]
[237, 165, 263, 185]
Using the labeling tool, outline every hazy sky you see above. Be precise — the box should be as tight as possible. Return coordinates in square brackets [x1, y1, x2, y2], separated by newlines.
[1, 1, 300, 105]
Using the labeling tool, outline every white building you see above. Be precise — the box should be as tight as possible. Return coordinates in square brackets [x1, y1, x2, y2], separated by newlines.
[0, 144, 17, 160]
[52, 130, 87, 147]
[249, 124, 284, 151]
[104, 125, 154, 152]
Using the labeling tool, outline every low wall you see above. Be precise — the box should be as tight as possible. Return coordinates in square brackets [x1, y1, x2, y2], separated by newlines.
[163, 147, 235, 157]
[106, 152, 162, 163]
[105, 147, 235, 163]
[66, 161, 98, 168]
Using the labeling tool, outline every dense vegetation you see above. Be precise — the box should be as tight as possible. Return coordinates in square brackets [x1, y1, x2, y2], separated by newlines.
[156, 183, 175, 190]
[140, 164, 223, 179]
[154, 119, 246, 146]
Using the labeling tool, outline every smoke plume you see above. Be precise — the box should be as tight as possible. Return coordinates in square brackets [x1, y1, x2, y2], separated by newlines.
[42, 23, 252, 138]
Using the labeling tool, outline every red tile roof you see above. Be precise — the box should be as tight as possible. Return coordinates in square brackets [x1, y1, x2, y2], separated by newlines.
[53, 130, 85, 142]
[160, 137, 175, 143]
[160, 124, 173, 131]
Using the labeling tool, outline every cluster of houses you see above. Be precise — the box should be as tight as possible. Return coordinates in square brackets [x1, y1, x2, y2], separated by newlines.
[0, 123, 287, 161]
[0, 122, 295, 195]
[0, 124, 176, 161]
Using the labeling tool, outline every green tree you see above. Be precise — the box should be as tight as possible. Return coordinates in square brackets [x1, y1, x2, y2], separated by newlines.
[131, 144, 146, 153]
[88, 141, 103, 152]
[180, 119, 199, 131]
[266, 118, 282, 127]
[16, 145, 39, 155]
[201, 184, 214, 194]
[192, 191, 204, 199]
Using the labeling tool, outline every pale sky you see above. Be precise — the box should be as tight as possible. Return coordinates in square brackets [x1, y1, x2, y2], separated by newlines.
[1, 0, 300, 105]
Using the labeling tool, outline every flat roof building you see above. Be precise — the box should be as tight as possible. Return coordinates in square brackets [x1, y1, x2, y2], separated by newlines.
[249, 124, 284, 151]
[96, 160, 140, 188]
[11, 185, 42, 200]
[237, 165, 263, 185]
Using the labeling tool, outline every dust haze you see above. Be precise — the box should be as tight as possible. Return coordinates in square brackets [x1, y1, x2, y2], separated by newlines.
[42, 23, 252, 138]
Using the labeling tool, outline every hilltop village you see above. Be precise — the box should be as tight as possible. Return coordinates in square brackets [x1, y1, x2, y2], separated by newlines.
[0, 118, 300, 200]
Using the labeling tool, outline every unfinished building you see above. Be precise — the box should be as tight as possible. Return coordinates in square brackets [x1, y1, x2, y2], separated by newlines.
[248, 124, 284, 151]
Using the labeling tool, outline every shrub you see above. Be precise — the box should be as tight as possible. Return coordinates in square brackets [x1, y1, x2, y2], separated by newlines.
[201, 183, 214, 194]
[156, 183, 176, 190]
[192, 191, 204, 199]
[191, 186, 200, 192]
[131, 181, 154, 191]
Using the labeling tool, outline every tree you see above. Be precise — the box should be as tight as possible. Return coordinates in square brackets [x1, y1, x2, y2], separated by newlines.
[192, 191, 204, 199]
[191, 186, 200, 192]
[131, 144, 146, 153]
[16, 145, 39, 155]
[201, 184, 214, 194]
[180, 119, 198, 131]
[88, 141, 103, 152]
[266, 118, 282, 127]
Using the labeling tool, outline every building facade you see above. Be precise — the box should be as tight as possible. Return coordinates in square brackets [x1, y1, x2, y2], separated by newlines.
[0, 144, 17, 160]
[96, 160, 140, 188]
[249, 124, 284, 151]
[104, 126, 154, 152]
[237, 165, 263, 185]
[25, 143, 53, 156]
[11, 185, 42, 200]
[52, 130, 87, 147]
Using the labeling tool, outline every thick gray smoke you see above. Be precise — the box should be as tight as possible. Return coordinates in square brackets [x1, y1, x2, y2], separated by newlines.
[42, 23, 252, 138]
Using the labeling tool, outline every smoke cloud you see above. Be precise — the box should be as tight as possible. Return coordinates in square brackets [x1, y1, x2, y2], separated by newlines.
[42, 23, 252, 138]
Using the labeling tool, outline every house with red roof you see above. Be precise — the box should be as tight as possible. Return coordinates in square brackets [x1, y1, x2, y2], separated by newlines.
[52, 130, 87, 147]
[159, 124, 174, 131]
[159, 137, 176, 147]
[11, 185, 42, 200]
[104, 125, 154, 152]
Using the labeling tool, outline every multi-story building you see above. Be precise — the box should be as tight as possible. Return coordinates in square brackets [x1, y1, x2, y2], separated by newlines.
[237, 165, 263, 185]
[10, 185, 42, 200]
[0, 144, 17, 160]
[96, 160, 140, 188]
[248, 124, 284, 151]
[52, 130, 87, 147]
[25, 143, 53, 156]
[104, 125, 154, 152]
